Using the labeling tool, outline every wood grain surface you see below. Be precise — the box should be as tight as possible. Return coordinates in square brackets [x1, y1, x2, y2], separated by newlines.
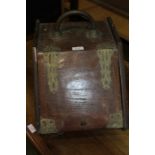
[33, 16, 128, 133]
[78, 0, 128, 40]
[27, 1, 129, 154]
[27, 38, 128, 155]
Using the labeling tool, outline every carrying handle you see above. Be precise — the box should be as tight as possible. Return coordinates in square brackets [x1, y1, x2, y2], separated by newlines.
[55, 10, 96, 33]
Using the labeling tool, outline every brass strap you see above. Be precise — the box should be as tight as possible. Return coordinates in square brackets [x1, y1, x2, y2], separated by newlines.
[43, 52, 59, 93]
[97, 49, 114, 89]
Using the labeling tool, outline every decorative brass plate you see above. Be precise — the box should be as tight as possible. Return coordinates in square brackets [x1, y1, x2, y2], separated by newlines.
[97, 49, 114, 89]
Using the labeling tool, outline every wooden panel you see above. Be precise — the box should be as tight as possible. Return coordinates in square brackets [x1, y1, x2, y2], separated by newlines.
[26, 40, 129, 155]
[79, 0, 129, 40]
[34, 18, 126, 133]
[42, 129, 129, 155]
[37, 50, 123, 133]
[89, 0, 129, 17]
[79, 0, 97, 10]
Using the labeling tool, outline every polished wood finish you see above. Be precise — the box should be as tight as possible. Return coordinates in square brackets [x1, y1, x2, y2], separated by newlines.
[78, 0, 129, 40]
[27, 4, 129, 154]
[89, 0, 129, 17]
[43, 129, 129, 155]
[26, 129, 52, 155]
[27, 39, 129, 155]
[33, 12, 127, 134]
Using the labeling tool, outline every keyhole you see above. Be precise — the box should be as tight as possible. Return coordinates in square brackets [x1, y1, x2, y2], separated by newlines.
[80, 121, 87, 126]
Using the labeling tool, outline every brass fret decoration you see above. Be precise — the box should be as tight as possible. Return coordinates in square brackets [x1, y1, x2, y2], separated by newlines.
[97, 49, 114, 89]
[43, 52, 59, 93]
[39, 118, 58, 134]
[107, 111, 123, 128]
